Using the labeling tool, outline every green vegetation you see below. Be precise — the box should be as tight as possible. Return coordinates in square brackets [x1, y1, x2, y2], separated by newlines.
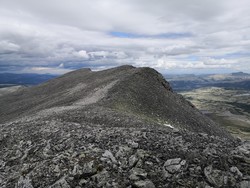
[180, 87, 250, 140]
[227, 102, 250, 113]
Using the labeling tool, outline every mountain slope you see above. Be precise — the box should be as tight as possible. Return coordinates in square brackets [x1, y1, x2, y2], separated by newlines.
[0, 65, 250, 188]
[105, 67, 229, 137]
[0, 65, 230, 138]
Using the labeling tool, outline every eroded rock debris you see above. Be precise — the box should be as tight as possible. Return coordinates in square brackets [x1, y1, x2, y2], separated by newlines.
[1, 118, 250, 188]
[0, 65, 249, 187]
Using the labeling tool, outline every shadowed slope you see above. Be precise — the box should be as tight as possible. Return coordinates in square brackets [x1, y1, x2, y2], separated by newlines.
[106, 67, 230, 137]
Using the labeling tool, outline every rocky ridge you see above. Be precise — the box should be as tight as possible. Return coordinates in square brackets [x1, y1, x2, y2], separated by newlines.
[0, 65, 250, 187]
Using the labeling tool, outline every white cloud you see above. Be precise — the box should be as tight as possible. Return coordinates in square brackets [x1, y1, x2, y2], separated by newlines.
[0, 0, 250, 74]
[0, 40, 20, 52]
[148, 45, 199, 56]
[73, 50, 89, 59]
[88, 51, 127, 59]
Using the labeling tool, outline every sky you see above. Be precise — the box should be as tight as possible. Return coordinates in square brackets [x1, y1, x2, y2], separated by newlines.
[0, 0, 250, 75]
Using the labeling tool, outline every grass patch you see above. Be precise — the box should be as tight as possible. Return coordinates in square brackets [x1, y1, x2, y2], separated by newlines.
[207, 113, 250, 139]
[227, 102, 250, 113]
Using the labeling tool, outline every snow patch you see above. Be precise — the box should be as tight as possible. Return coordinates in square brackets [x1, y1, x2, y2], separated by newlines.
[164, 123, 174, 129]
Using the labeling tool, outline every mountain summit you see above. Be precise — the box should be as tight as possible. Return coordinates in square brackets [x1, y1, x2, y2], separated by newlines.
[0, 65, 230, 138]
[0, 65, 249, 188]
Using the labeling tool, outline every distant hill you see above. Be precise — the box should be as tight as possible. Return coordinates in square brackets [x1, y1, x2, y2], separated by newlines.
[166, 72, 250, 91]
[0, 73, 57, 86]
[0, 66, 249, 188]
[231, 72, 250, 76]
[212, 80, 250, 90]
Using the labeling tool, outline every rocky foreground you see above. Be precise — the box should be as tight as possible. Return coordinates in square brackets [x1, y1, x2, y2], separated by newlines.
[0, 66, 250, 187]
[1, 115, 250, 188]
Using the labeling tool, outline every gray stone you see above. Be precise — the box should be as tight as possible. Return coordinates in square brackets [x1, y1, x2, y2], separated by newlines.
[240, 181, 250, 188]
[72, 164, 82, 176]
[0, 160, 5, 170]
[91, 170, 110, 187]
[102, 150, 117, 164]
[204, 185, 213, 188]
[131, 141, 139, 149]
[129, 155, 138, 167]
[189, 166, 202, 177]
[115, 146, 132, 158]
[54, 165, 61, 175]
[164, 158, 181, 167]
[49, 177, 70, 188]
[129, 168, 147, 181]
[163, 158, 186, 174]
[230, 166, 243, 179]
[82, 161, 97, 176]
[79, 179, 87, 186]
[242, 175, 250, 180]
[163, 170, 172, 179]
[203, 146, 217, 156]
[0, 175, 3, 185]
[15, 176, 34, 188]
[133, 180, 155, 188]
[204, 165, 224, 187]
[136, 150, 147, 159]
[237, 142, 250, 155]
[43, 140, 52, 157]
[145, 161, 153, 166]
[167, 164, 181, 174]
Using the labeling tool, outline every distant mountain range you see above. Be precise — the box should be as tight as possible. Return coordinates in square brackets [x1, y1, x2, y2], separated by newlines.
[0, 73, 57, 87]
[1, 71, 250, 91]
[165, 72, 250, 91]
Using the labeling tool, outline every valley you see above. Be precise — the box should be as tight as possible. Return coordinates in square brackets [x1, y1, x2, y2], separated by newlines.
[166, 72, 250, 140]
[180, 87, 250, 140]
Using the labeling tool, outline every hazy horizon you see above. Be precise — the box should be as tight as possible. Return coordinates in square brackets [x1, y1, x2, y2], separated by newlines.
[1, 0, 250, 75]
[0, 66, 248, 76]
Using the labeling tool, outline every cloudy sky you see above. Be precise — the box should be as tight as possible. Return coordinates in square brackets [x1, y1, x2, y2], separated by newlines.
[1, 0, 250, 74]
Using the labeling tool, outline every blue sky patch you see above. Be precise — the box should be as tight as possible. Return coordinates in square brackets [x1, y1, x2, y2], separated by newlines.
[109, 31, 193, 39]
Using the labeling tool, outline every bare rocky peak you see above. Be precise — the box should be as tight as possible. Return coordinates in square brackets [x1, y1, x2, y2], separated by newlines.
[0, 65, 230, 138]
[0, 65, 250, 188]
